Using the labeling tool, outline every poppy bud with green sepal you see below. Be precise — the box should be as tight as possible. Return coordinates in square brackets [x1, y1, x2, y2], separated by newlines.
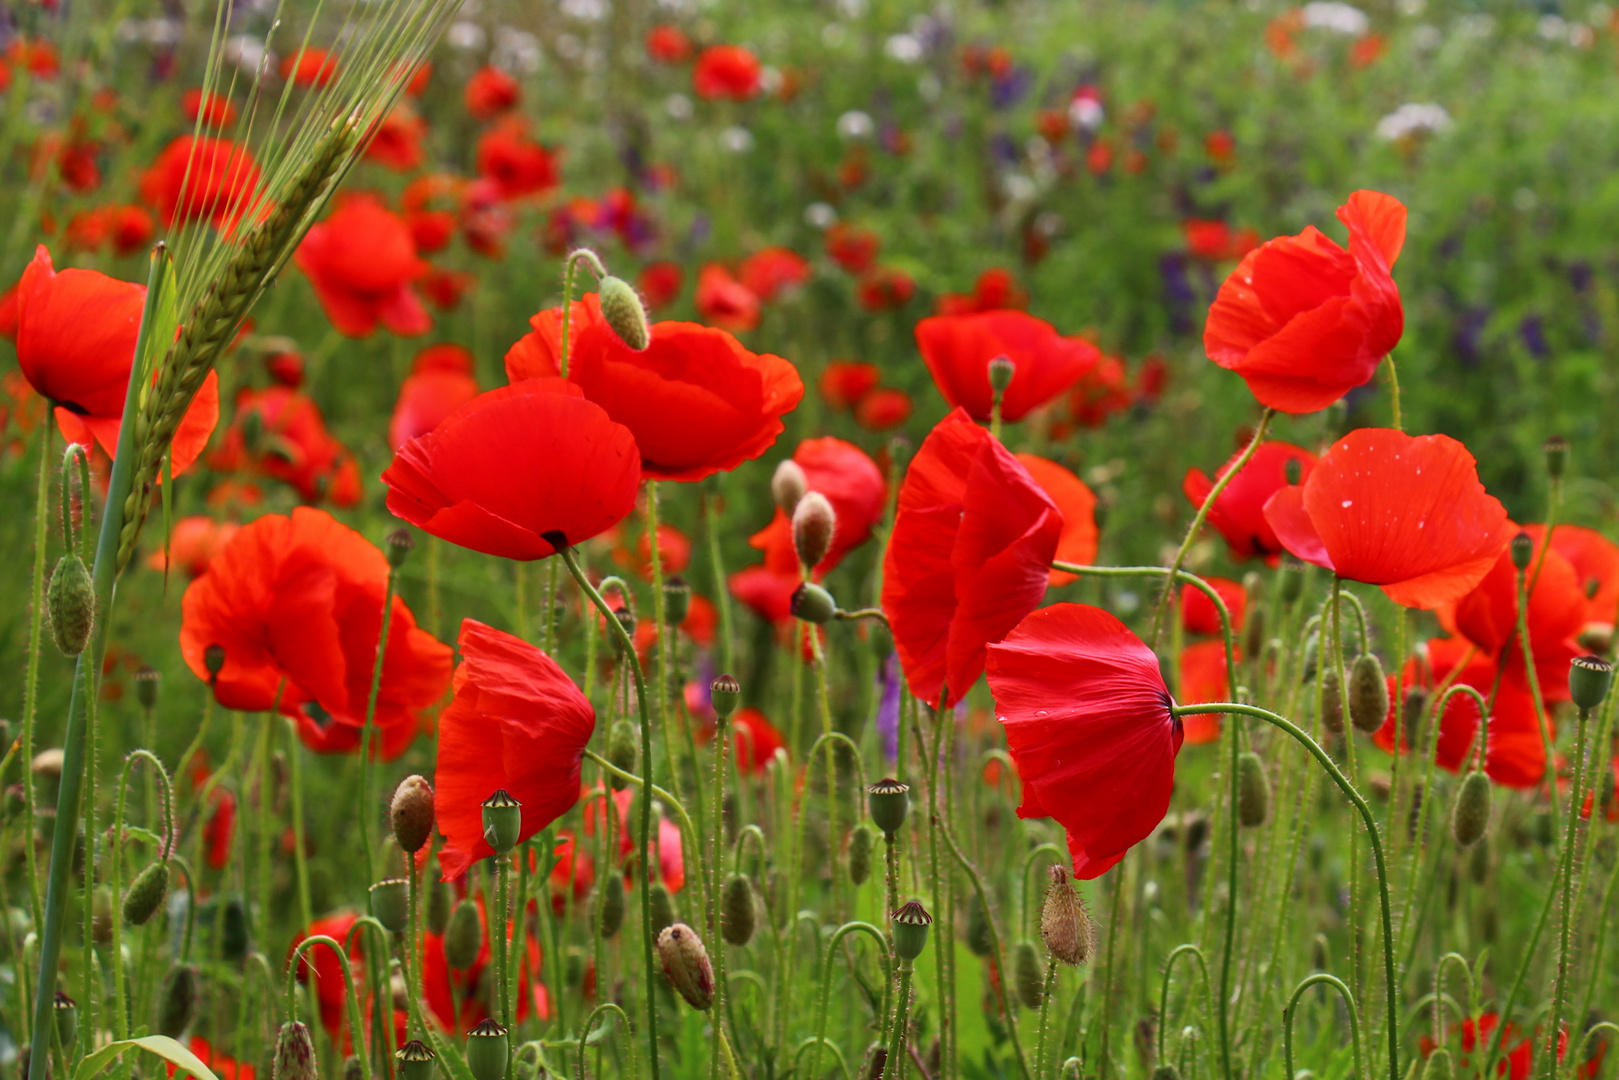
[987, 355, 1015, 394]
[274, 1021, 318, 1080]
[1280, 560, 1304, 602]
[465, 1019, 510, 1080]
[1241, 605, 1265, 664]
[596, 874, 625, 939]
[1041, 864, 1092, 965]
[481, 788, 522, 854]
[369, 879, 409, 933]
[47, 553, 94, 655]
[599, 276, 650, 351]
[1349, 654, 1390, 734]
[426, 878, 451, 934]
[136, 666, 161, 710]
[650, 883, 677, 936]
[663, 575, 691, 626]
[123, 860, 169, 925]
[965, 892, 992, 957]
[1237, 752, 1270, 827]
[1423, 1049, 1454, 1080]
[710, 674, 741, 720]
[1320, 665, 1344, 734]
[444, 899, 483, 970]
[1570, 654, 1614, 713]
[848, 824, 874, 885]
[1014, 941, 1044, 1008]
[891, 900, 932, 961]
[792, 492, 836, 569]
[55, 992, 77, 1047]
[385, 528, 414, 569]
[1544, 435, 1569, 479]
[157, 963, 198, 1037]
[721, 875, 756, 946]
[1510, 531, 1534, 572]
[1451, 771, 1492, 848]
[609, 608, 636, 658]
[790, 582, 837, 624]
[657, 923, 715, 1010]
[395, 1040, 434, 1080]
[868, 778, 910, 837]
[204, 643, 227, 682]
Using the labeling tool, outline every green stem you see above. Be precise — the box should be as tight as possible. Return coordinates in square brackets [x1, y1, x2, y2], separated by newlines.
[359, 565, 400, 883]
[704, 492, 736, 676]
[285, 935, 372, 1080]
[19, 420, 52, 937]
[1033, 958, 1060, 1080]
[1545, 704, 1594, 1078]
[1282, 973, 1363, 1080]
[810, 922, 892, 1080]
[1157, 945, 1212, 1063]
[1384, 354, 1402, 432]
[287, 720, 313, 932]
[878, 961, 915, 1080]
[556, 248, 606, 381]
[1515, 567, 1560, 818]
[709, 712, 730, 1080]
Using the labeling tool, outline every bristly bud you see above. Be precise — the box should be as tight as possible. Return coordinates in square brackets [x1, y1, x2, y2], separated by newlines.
[791, 581, 837, 624]
[1040, 864, 1093, 966]
[1510, 531, 1534, 572]
[47, 553, 94, 655]
[444, 899, 483, 970]
[390, 775, 435, 854]
[135, 666, 161, 710]
[595, 874, 625, 939]
[92, 887, 114, 944]
[867, 778, 910, 837]
[710, 674, 741, 720]
[481, 789, 522, 854]
[599, 275, 651, 351]
[891, 900, 933, 961]
[772, 460, 808, 514]
[122, 861, 170, 926]
[1152, 1067, 1182, 1080]
[385, 528, 414, 569]
[1450, 771, 1492, 848]
[1543, 435, 1569, 480]
[1237, 752, 1270, 828]
[650, 883, 678, 936]
[965, 892, 993, 957]
[987, 354, 1015, 394]
[156, 963, 199, 1037]
[54, 992, 77, 1048]
[273, 1021, 318, 1080]
[1320, 665, 1345, 735]
[720, 875, 757, 946]
[657, 923, 715, 1010]
[663, 575, 691, 626]
[220, 895, 250, 962]
[1349, 654, 1390, 733]
[609, 607, 637, 658]
[1401, 687, 1429, 748]
[204, 643, 227, 681]
[1569, 654, 1614, 713]
[848, 824, 875, 885]
[1241, 604, 1265, 663]
[465, 1019, 510, 1080]
[792, 491, 837, 569]
[342, 1057, 362, 1080]
[1013, 941, 1045, 1008]
[607, 720, 637, 790]
[369, 879, 409, 933]
[394, 1040, 434, 1080]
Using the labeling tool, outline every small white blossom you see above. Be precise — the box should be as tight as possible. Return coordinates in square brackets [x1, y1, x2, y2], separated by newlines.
[885, 34, 923, 62]
[1302, 1, 1370, 35]
[837, 110, 874, 140]
[1375, 102, 1451, 141]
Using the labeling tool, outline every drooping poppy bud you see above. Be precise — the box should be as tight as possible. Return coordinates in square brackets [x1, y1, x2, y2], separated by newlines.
[657, 923, 715, 1010]
[1320, 666, 1345, 735]
[964, 892, 993, 957]
[598, 275, 651, 351]
[481, 788, 522, 854]
[650, 883, 677, 936]
[1237, 751, 1271, 827]
[848, 824, 874, 885]
[1569, 654, 1614, 713]
[792, 491, 836, 569]
[891, 900, 932, 961]
[1450, 771, 1491, 848]
[135, 666, 161, 710]
[595, 874, 625, 939]
[47, 553, 94, 655]
[122, 861, 169, 925]
[274, 1021, 319, 1080]
[369, 879, 409, 933]
[465, 1019, 510, 1080]
[663, 575, 691, 626]
[1348, 654, 1389, 734]
[1040, 865, 1092, 966]
[772, 460, 807, 514]
[721, 875, 756, 946]
[607, 720, 637, 789]
[444, 899, 483, 970]
[390, 775, 435, 854]
[1014, 940, 1044, 1008]
[156, 963, 198, 1036]
[867, 778, 909, 837]
[1240, 605, 1266, 664]
[426, 878, 451, 934]
[220, 895, 250, 961]
[790, 581, 837, 624]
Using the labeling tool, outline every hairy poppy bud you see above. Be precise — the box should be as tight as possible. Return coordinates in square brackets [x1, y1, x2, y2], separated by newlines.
[1423, 1048, 1454, 1080]
[47, 553, 94, 655]
[1544, 435, 1569, 480]
[1320, 666, 1344, 735]
[772, 460, 807, 514]
[657, 923, 715, 1010]
[1451, 771, 1492, 848]
[274, 1021, 319, 1080]
[481, 788, 522, 854]
[663, 575, 691, 626]
[607, 720, 637, 790]
[1401, 687, 1429, 746]
[426, 878, 451, 935]
[596, 874, 625, 939]
[599, 275, 651, 351]
[1237, 752, 1270, 827]
[791, 581, 837, 624]
[1349, 654, 1389, 733]
[220, 895, 250, 962]
[721, 875, 756, 946]
[342, 1056, 362, 1080]
[1280, 560, 1305, 602]
[710, 674, 741, 720]
[650, 883, 678, 936]
[848, 824, 875, 885]
[1041, 864, 1093, 966]
[892, 900, 933, 962]
[444, 899, 483, 970]
[1014, 941, 1044, 1009]
[987, 355, 1015, 395]
[135, 666, 161, 710]
[395, 1040, 434, 1080]
[465, 1019, 510, 1080]
[868, 778, 910, 837]
[965, 892, 993, 957]
[390, 775, 435, 854]
[123, 861, 169, 926]
[385, 528, 414, 569]
[204, 643, 227, 681]
[55, 992, 77, 1048]
[1510, 531, 1534, 572]
[369, 879, 409, 933]
[1570, 654, 1614, 713]
[792, 492, 836, 569]
[157, 963, 198, 1037]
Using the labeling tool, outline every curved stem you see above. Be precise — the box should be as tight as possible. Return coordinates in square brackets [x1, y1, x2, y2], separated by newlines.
[811, 922, 893, 1080]
[556, 248, 606, 381]
[1021, 843, 1064, 939]
[732, 825, 766, 873]
[1157, 945, 1212, 1062]
[575, 1003, 635, 1080]
[792, 1037, 853, 1080]
[286, 935, 371, 1080]
[1283, 973, 1363, 1080]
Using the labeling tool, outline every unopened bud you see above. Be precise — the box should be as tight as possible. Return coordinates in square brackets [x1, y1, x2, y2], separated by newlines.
[274, 1021, 319, 1080]
[650, 883, 678, 936]
[1040, 864, 1093, 966]
[369, 879, 409, 933]
[123, 861, 170, 926]
[1280, 560, 1304, 602]
[1570, 654, 1614, 713]
[465, 1019, 510, 1080]
[791, 581, 837, 624]
[1423, 1049, 1454, 1080]
[710, 674, 741, 720]
[386, 528, 414, 569]
[1237, 752, 1270, 827]
[848, 824, 875, 885]
[964, 892, 993, 957]
[1511, 531, 1534, 572]
[987, 355, 1015, 394]
[220, 895, 250, 962]
[1349, 654, 1390, 734]
[1451, 771, 1492, 848]
[792, 491, 836, 569]
[599, 276, 651, 351]
[1320, 665, 1344, 735]
[391, 775, 435, 854]
[891, 900, 933, 961]
[1014, 941, 1044, 1009]
[607, 720, 637, 789]
[47, 553, 94, 655]
[481, 789, 522, 854]
[1544, 436, 1569, 480]
[595, 874, 625, 939]
[721, 875, 756, 946]
[157, 963, 199, 1036]
[1152, 1067, 1182, 1080]
[657, 923, 715, 1010]
[868, 778, 910, 837]
[772, 460, 807, 514]
[609, 607, 636, 658]
[426, 878, 451, 935]
[1241, 605, 1265, 663]
[444, 899, 483, 970]
[136, 666, 161, 710]
[204, 643, 227, 680]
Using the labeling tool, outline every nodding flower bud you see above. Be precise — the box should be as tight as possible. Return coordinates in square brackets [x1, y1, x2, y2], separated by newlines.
[1569, 654, 1614, 713]
[444, 899, 483, 970]
[135, 666, 161, 710]
[721, 875, 757, 946]
[1510, 531, 1534, 572]
[47, 553, 94, 655]
[791, 581, 837, 624]
[1240, 605, 1266, 662]
[657, 923, 716, 1010]
[792, 491, 837, 569]
[710, 673, 741, 720]
[663, 575, 691, 626]
[650, 883, 678, 936]
[1544, 435, 1569, 480]
[481, 789, 522, 854]
[964, 892, 992, 957]
[987, 354, 1016, 395]
[426, 878, 452, 935]
[395, 1040, 435, 1080]
[1237, 752, 1270, 828]
[772, 460, 808, 514]
[274, 1021, 319, 1080]
[1014, 941, 1045, 1009]
[156, 963, 199, 1037]
[607, 720, 637, 789]
[1040, 864, 1093, 966]
[1320, 665, 1345, 735]
[390, 775, 435, 854]
[609, 607, 637, 658]
[465, 1019, 510, 1080]
[205, 643, 227, 681]
[1450, 770, 1492, 848]
[385, 528, 414, 569]
[867, 778, 910, 837]
[599, 275, 651, 351]
[122, 860, 170, 926]
[1349, 654, 1390, 734]
[891, 900, 933, 961]
[1422, 1049, 1454, 1080]
[595, 873, 625, 939]
[369, 879, 409, 933]
[848, 824, 875, 885]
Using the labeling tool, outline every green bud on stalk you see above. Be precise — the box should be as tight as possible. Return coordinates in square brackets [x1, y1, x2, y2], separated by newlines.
[1013, 941, 1044, 1008]
[1450, 771, 1492, 848]
[721, 874, 757, 946]
[599, 275, 651, 351]
[444, 899, 483, 970]
[1237, 752, 1270, 828]
[1320, 666, 1345, 735]
[220, 895, 250, 962]
[122, 861, 170, 925]
[1349, 654, 1390, 734]
[47, 553, 94, 655]
[54, 992, 77, 1048]
[790, 581, 837, 624]
[965, 892, 993, 957]
[663, 575, 691, 626]
[710, 673, 741, 719]
[848, 824, 875, 885]
[426, 878, 452, 935]
[987, 355, 1015, 394]
[596, 874, 626, 939]
[273, 1021, 319, 1080]
[481, 788, 522, 854]
[369, 879, 409, 933]
[135, 666, 161, 710]
[650, 883, 678, 937]
[657, 923, 715, 1010]
[157, 963, 199, 1037]
[1510, 531, 1534, 572]
[867, 778, 910, 837]
[394, 1040, 434, 1080]
[1569, 654, 1614, 712]
[385, 528, 414, 569]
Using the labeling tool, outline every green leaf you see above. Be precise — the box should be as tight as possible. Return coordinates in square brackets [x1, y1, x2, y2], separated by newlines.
[138, 247, 181, 394]
[74, 1035, 222, 1080]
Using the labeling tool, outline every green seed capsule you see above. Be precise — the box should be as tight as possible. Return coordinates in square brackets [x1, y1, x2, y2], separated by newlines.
[607, 721, 638, 791]
[465, 1019, 510, 1080]
[1349, 654, 1390, 733]
[1450, 771, 1492, 848]
[663, 575, 692, 626]
[867, 778, 910, 837]
[1423, 1048, 1454, 1080]
[1013, 941, 1044, 1009]
[123, 861, 170, 926]
[596, 874, 626, 939]
[848, 824, 875, 886]
[1237, 752, 1270, 828]
[395, 1039, 434, 1080]
[790, 582, 837, 624]
[710, 674, 741, 720]
[1152, 1067, 1181, 1080]
[481, 789, 522, 854]
[47, 553, 94, 655]
[891, 900, 932, 962]
[156, 963, 198, 1037]
[721, 875, 756, 946]
[369, 879, 409, 933]
[444, 899, 483, 971]
[1570, 654, 1614, 713]
[54, 992, 77, 1048]
[650, 883, 678, 937]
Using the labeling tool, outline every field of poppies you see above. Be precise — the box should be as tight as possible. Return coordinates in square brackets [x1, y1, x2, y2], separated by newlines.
[4, 1, 1619, 1079]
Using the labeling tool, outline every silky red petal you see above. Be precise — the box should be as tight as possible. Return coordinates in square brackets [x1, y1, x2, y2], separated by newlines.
[915, 310, 1098, 422]
[1262, 485, 1332, 570]
[1185, 441, 1317, 562]
[1017, 453, 1099, 585]
[16, 245, 145, 416]
[1339, 189, 1407, 270]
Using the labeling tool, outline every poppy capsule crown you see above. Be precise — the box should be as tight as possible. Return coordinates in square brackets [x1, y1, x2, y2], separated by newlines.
[891, 900, 933, 961]
[481, 788, 522, 854]
[1570, 654, 1614, 712]
[867, 778, 910, 836]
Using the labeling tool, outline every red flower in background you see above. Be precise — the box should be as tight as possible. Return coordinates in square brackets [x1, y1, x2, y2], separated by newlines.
[1184, 220, 1258, 263]
[1015, 453, 1099, 586]
[915, 310, 1100, 422]
[181, 89, 237, 129]
[1522, 524, 1619, 641]
[855, 388, 912, 431]
[819, 361, 880, 410]
[747, 436, 887, 574]
[693, 45, 762, 100]
[1177, 640, 1233, 743]
[638, 262, 684, 310]
[391, 343, 480, 451]
[145, 516, 241, 579]
[15, 246, 218, 474]
[169, 1036, 256, 1080]
[365, 105, 427, 172]
[476, 120, 561, 200]
[210, 385, 361, 506]
[824, 223, 879, 274]
[179, 508, 452, 760]
[988, 603, 1183, 879]
[1449, 529, 1584, 704]
[1181, 576, 1247, 636]
[695, 707, 784, 773]
[856, 266, 916, 311]
[883, 409, 1062, 706]
[695, 264, 761, 332]
[647, 26, 694, 63]
[280, 48, 337, 87]
[1183, 440, 1317, 564]
[465, 65, 520, 121]
[505, 293, 803, 482]
[739, 247, 811, 302]
[935, 267, 1027, 315]
[203, 789, 236, 870]
[295, 194, 430, 337]
[1066, 355, 1132, 428]
[435, 620, 596, 879]
[141, 135, 261, 229]
[384, 379, 641, 561]
[1265, 428, 1511, 609]
[1205, 190, 1405, 414]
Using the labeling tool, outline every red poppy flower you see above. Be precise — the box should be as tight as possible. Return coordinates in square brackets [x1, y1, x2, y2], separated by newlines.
[421, 895, 547, 1034]
[638, 262, 683, 310]
[1015, 453, 1099, 586]
[915, 310, 1101, 423]
[694, 707, 784, 773]
[280, 48, 337, 87]
[882, 409, 1062, 706]
[1204, 190, 1405, 413]
[1264, 428, 1511, 609]
[422, 266, 475, 311]
[182, 88, 237, 129]
[747, 436, 887, 574]
[728, 565, 798, 627]
[365, 105, 427, 172]
[504, 293, 803, 482]
[824, 223, 879, 274]
[1523, 524, 1619, 640]
[15, 246, 218, 474]
[210, 385, 360, 506]
[465, 65, 520, 120]
[168, 1036, 257, 1080]
[1449, 529, 1584, 703]
[819, 360, 879, 410]
[987, 603, 1183, 879]
[180, 508, 450, 759]
[385, 379, 641, 560]
[145, 516, 240, 579]
[935, 267, 1028, 316]
[693, 45, 761, 100]
[1177, 640, 1231, 743]
[1184, 220, 1258, 263]
[1181, 576, 1247, 636]
[695, 264, 760, 332]
[476, 120, 560, 200]
[390, 343, 480, 451]
[109, 205, 155, 256]
[646, 25, 694, 63]
[294, 194, 430, 338]
[1183, 440, 1317, 564]
[203, 788, 236, 870]
[855, 388, 911, 431]
[141, 135, 261, 229]
[739, 247, 811, 302]
[435, 619, 596, 879]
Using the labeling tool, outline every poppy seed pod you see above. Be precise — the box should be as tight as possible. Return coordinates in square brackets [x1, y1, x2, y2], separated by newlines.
[444, 899, 483, 970]
[598, 275, 651, 351]
[710, 673, 741, 720]
[721, 875, 757, 946]
[848, 824, 875, 885]
[1450, 771, 1492, 848]
[369, 879, 410, 933]
[650, 883, 678, 936]
[791, 581, 837, 624]
[481, 788, 522, 854]
[1348, 654, 1390, 734]
[92, 887, 114, 944]
[1320, 666, 1345, 735]
[390, 775, 435, 854]
[1041, 864, 1093, 966]
[663, 575, 691, 626]
[607, 720, 638, 789]
[273, 1021, 318, 1080]
[987, 354, 1015, 395]
[135, 666, 161, 710]
[122, 860, 170, 926]
[1423, 1048, 1454, 1080]
[1569, 654, 1614, 713]
[465, 1019, 510, 1080]
[595, 874, 625, 939]
[867, 778, 910, 837]
[772, 459, 808, 514]
[54, 992, 77, 1048]
[1543, 435, 1568, 480]
[1014, 941, 1044, 1009]
[792, 491, 837, 569]
[657, 923, 716, 1010]
[156, 963, 199, 1037]
[1237, 752, 1270, 828]
[47, 553, 94, 655]
[385, 528, 414, 569]
[395, 1040, 435, 1080]
[1510, 531, 1534, 572]
[891, 900, 933, 961]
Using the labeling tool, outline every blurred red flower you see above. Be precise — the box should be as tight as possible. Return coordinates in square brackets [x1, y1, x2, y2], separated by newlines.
[1521, 524, 1619, 642]
[695, 263, 761, 332]
[1066, 355, 1132, 428]
[141, 135, 261, 229]
[819, 360, 879, 410]
[182, 88, 237, 129]
[1016, 453, 1099, 586]
[294, 193, 431, 337]
[465, 65, 520, 121]
[739, 247, 811, 302]
[638, 262, 684, 310]
[1448, 528, 1584, 704]
[1177, 639, 1233, 743]
[936, 267, 1027, 315]
[696, 707, 784, 773]
[855, 388, 912, 431]
[1184, 219, 1258, 262]
[391, 343, 480, 451]
[824, 223, 879, 274]
[211, 385, 361, 506]
[203, 789, 236, 871]
[145, 516, 241, 579]
[855, 266, 915, 311]
[693, 45, 762, 100]
[646, 25, 694, 63]
[280, 47, 337, 87]
[365, 105, 427, 172]
[476, 119, 561, 200]
[915, 310, 1100, 423]
[1180, 576, 1246, 636]
[1183, 440, 1318, 564]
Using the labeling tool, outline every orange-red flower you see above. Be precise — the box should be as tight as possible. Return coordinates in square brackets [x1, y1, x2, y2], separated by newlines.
[294, 193, 430, 337]
[390, 343, 480, 451]
[819, 360, 879, 410]
[915, 310, 1100, 422]
[638, 262, 684, 310]
[695, 264, 761, 332]
[824, 223, 879, 274]
[1183, 440, 1317, 564]
[365, 105, 428, 172]
[935, 267, 1027, 315]
[141, 135, 261, 229]
[1522, 524, 1619, 641]
[646, 26, 694, 63]
[747, 436, 887, 574]
[739, 247, 811, 302]
[855, 388, 912, 431]
[855, 266, 916, 311]
[693, 45, 761, 100]
[1181, 576, 1246, 636]
[182, 89, 237, 129]
[465, 65, 520, 121]
[476, 120, 560, 200]
[145, 516, 240, 579]
[280, 48, 337, 87]
[210, 385, 361, 506]
[1015, 453, 1099, 586]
